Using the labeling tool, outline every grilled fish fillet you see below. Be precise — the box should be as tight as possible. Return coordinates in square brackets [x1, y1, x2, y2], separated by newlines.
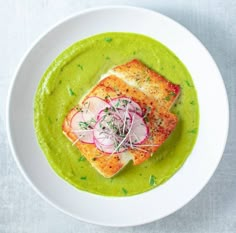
[62, 59, 180, 178]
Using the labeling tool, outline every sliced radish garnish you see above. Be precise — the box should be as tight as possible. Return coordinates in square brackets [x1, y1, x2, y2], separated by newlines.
[93, 110, 128, 153]
[94, 139, 127, 154]
[94, 113, 122, 145]
[129, 112, 148, 145]
[70, 96, 148, 151]
[109, 97, 143, 115]
[82, 96, 110, 124]
[70, 111, 94, 144]
[94, 124, 115, 147]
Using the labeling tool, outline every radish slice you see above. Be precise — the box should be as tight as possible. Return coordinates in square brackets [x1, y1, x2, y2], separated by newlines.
[82, 96, 110, 125]
[70, 111, 94, 144]
[94, 139, 127, 154]
[129, 112, 148, 145]
[93, 110, 128, 153]
[94, 113, 123, 145]
[109, 97, 143, 115]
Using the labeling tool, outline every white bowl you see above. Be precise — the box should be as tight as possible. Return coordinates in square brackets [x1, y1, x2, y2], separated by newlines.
[6, 6, 229, 227]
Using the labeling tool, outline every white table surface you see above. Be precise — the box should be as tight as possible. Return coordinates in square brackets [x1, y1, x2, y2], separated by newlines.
[1, 0, 235, 232]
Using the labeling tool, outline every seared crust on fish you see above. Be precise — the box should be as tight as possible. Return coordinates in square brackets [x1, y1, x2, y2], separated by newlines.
[62, 59, 180, 177]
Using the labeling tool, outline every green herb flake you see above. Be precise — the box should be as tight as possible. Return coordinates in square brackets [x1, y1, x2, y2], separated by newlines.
[190, 100, 195, 105]
[122, 99, 129, 106]
[169, 91, 176, 96]
[185, 80, 193, 87]
[68, 88, 76, 96]
[77, 64, 83, 70]
[78, 121, 89, 130]
[80, 176, 87, 180]
[78, 156, 86, 162]
[114, 86, 119, 92]
[133, 51, 136, 55]
[188, 128, 198, 134]
[149, 175, 157, 186]
[105, 56, 110, 60]
[104, 37, 112, 42]
[144, 116, 149, 122]
[165, 96, 170, 101]
[146, 77, 151, 82]
[47, 116, 52, 124]
[122, 188, 128, 195]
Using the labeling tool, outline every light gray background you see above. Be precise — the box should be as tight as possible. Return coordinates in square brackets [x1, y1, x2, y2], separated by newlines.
[0, 0, 235, 232]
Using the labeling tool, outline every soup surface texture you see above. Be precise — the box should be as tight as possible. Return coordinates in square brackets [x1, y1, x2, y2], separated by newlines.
[34, 32, 199, 196]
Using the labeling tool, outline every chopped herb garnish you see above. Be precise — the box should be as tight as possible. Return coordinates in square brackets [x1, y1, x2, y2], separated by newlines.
[80, 176, 87, 180]
[165, 96, 170, 101]
[122, 99, 129, 106]
[169, 91, 176, 96]
[47, 116, 52, 124]
[77, 64, 83, 70]
[68, 88, 76, 96]
[149, 175, 157, 186]
[185, 80, 193, 87]
[105, 56, 110, 60]
[188, 128, 198, 134]
[122, 188, 128, 195]
[133, 51, 136, 55]
[146, 106, 151, 113]
[78, 156, 86, 162]
[146, 77, 151, 82]
[190, 100, 195, 105]
[114, 86, 119, 92]
[90, 118, 96, 123]
[78, 121, 90, 130]
[104, 37, 112, 42]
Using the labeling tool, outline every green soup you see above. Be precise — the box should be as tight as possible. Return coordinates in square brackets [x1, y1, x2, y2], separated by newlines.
[34, 32, 199, 196]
